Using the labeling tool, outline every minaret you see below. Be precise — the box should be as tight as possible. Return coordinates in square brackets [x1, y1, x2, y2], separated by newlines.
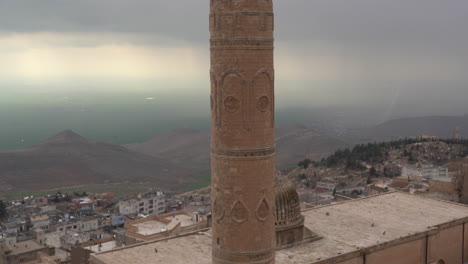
[455, 127, 461, 140]
[210, 1, 276, 263]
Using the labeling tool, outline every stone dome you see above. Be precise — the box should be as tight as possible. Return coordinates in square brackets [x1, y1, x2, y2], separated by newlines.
[275, 176, 304, 230]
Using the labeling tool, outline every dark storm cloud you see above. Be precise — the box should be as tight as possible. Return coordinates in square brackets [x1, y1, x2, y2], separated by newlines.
[1, 0, 467, 116]
[0, 0, 208, 41]
[1, 0, 468, 62]
[2, 0, 468, 47]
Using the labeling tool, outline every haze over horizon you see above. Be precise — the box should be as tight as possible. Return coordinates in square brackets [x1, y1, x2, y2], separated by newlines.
[1, 0, 468, 149]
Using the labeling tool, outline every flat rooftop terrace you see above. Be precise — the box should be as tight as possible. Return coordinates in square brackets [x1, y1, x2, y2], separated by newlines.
[92, 192, 468, 264]
[134, 214, 198, 236]
[5, 240, 44, 256]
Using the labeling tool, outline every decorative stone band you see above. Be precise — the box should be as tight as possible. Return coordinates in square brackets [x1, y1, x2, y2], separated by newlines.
[212, 247, 275, 264]
[211, 11, 274, 16]
[211, 146, 275, 160]
[210, 38, 274, 50]
[275, 215, 305, 232]
[210, 11, 274, 33]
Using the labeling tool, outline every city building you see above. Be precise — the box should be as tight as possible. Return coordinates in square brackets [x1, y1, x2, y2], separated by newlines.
[402, 165, 449, 180]
[118, 191, 165, 216]
[125, 211, 208, 242]
[1, 217, 27, 234]
[0, 239, 55, 264]
[73, 198, 95, 213]
[30, 214, 50, 231]
[53, 217, 98, 233]
[315, 181, 337, 193]
[90, 192, 468, 264]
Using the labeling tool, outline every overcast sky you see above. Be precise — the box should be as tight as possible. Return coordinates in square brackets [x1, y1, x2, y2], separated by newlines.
[1, 0, 468, 117]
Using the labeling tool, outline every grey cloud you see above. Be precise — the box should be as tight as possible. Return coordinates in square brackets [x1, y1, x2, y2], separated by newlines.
[2, 0, 468, 47]
[0, 0, 208, 41]
[1, 0, 467, 116]
[1, 0, 468, 60]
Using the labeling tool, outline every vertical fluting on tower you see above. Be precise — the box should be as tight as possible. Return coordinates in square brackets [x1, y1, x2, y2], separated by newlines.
[210, 0, 276, 263]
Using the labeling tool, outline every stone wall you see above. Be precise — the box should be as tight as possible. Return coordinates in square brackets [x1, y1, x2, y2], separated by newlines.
[429, 180, 458, 201]
[366, 238, 425, 264]
[316, 221, 468, 264]
[427, 225, 463, 264]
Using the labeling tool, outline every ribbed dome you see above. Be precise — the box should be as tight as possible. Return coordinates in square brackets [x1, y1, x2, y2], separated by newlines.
[275, 176, 303, 230]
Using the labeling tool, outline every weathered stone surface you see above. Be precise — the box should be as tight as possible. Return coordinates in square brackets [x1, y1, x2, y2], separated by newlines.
[210, 0, 276, 263]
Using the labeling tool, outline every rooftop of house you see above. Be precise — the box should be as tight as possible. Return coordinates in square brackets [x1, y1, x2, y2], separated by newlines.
[91, 192, 468, 264]
[3, 240, 45, 256]
[31, 214, 49, 222]
[132, 213, 203, 236]
[1, 217, 27, 228]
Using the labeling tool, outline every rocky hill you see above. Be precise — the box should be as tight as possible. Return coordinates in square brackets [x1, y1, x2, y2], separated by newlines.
[289, 138, 468, 190]
[126, 129, 211, 170]
[275, 124, 351, 168]
[363, 115, 468, 141]
[126, 125, 351, 170]
[0, 130, 202, 193]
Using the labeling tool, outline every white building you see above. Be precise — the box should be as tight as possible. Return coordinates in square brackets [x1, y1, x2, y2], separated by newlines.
[55, 218, 98, 233]
[402, 165, 449, 181]
[30, 215, 50, 231]
[119, 191, 165, 216]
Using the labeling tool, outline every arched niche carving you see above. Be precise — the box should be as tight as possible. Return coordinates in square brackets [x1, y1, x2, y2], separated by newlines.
[251, 68, 274, 128]
[219, 70, 246, 128]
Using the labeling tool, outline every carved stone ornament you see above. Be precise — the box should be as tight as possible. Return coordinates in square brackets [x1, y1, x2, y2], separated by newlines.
[256, 198, 269, 222]
[257, 96, 269, 112]
[224, 96, 241, 113]
[213, 197, 225, 222]
[230, 200, 248, 224]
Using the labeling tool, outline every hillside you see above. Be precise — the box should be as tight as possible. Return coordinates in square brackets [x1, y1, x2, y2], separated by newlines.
[275, 124, 351, 168]
[126, 125, 351, 170]
[289, 138, 468, 190]
[0, 130, 202, 193]
[126, 129, 211, 170]
[365, 115, 468, 141]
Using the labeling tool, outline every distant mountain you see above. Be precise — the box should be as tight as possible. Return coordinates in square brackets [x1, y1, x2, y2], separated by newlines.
[127, 125, 351, 171]
[275, 124, 351, 168]
[0, 130, 201, 193]
[366, 115, 468, 141]
[126, 129, 211, 170]
[0, 126, 352, 194]
[42, 130, 89, 145]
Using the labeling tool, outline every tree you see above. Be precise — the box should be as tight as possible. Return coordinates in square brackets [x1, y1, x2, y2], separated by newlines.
[298, 159, 312, 169]
[0, 200, 7, 220]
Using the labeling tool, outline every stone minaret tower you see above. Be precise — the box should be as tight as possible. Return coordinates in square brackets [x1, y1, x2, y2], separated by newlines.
[209, 0, 276, 263]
